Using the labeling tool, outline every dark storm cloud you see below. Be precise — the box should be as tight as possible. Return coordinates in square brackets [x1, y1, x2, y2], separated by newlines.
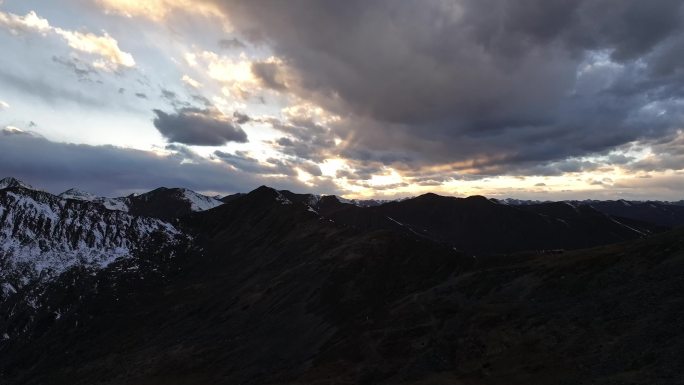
[251, 61, 287, 90]
[335, 160, 386, 181]
[213, 150, 295, 175]
[215, 0, 684, 174]
[213, 150, 323, 178]
[0, 132, 336, 197]
[267, 118, 337, 162]
[233, 111, 250, 124]
[152, 107, 248, 146]
[164, 143, 202, 161]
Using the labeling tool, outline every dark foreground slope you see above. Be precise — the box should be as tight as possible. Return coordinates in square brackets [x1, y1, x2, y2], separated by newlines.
[1, 187, 683, 385]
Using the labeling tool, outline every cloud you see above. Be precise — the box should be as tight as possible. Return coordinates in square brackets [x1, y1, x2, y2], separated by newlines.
[0, 70, 106, 107]
[219, 37, 247, 50]
[629, 131, 684, 172]
[51, 56, 99, 81]
[96, 0, 226, 23]
[187, 50, 281, 101]
[214, 150, 295, 176]
[259, 103, 340, 163]
[298, 161, 322, 176]
[164, 143, 202, 161]
[251, 59, 287, 90]
[0, 131, 334, 196]
[211, 0, 684, 176]
[152, 107, 248, 145]
[2, 126, 27, 135]
[0, 10, 135, 71]
[182, 75, 202, 89]
[611, 172, 684, 198]
[0, 100, 8, 110]
[53, 29, 135, 71]
[232, 111, 250, 124]
[0, 10, 50, 35]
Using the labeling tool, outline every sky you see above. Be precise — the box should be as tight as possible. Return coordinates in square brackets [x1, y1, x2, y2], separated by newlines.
[1, 0, 684, 200]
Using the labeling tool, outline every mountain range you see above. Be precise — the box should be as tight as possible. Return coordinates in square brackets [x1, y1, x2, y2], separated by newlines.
[0, 177, 682, 384]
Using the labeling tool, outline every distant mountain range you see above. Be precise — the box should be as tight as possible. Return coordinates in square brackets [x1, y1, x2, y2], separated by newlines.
[0, 177, 683, 384]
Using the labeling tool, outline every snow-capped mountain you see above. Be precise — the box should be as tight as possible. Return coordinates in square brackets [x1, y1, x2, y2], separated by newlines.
[59, 188, 131, 212]
[58, 188, 97, 201]
[126, 187, 224, 220]
[56, 186, 224, 219]
[0, 181, 185, 301]
[0, 177, 34, 190]
[492, 198, 546, 205]
[338, 197, 405, 207]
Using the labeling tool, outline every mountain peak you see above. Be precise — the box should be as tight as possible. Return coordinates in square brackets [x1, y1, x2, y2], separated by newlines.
[417, 192, 442, 199]
[464, 195, 491, 202]
[254, 185, 277, 193]
[243, 186, 294, 206]
[0, 177, 34, 190]
[59, 188, 96, 201]
[249, 185, 279, 198]
[177, 188, 223, 211]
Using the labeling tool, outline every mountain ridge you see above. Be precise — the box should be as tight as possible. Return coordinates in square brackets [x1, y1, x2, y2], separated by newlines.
[0, 179, 682, 384]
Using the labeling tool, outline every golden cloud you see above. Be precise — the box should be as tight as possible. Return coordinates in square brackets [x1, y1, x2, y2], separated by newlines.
[55, 29, 135, 70]
[0, 10, 135, 71]
[96, 0, 226, 23]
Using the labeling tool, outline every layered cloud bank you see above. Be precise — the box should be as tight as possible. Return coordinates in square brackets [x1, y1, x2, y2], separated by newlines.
[214, 0, 684, 169]
[1, 0, 683, 199]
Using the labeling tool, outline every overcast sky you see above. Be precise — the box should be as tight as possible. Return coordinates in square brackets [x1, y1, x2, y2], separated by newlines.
[1, 0, 683, 200]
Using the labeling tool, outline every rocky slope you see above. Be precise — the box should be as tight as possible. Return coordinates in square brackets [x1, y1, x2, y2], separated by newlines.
[0, 180, 188, 322]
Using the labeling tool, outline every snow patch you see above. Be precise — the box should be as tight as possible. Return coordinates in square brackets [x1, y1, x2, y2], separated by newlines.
[307, 194, 322, 207]
[179, 189, 223, 211]
[2, 283, 17, 296]
[99, 197, 130, 212]
[60, 188, 97, 201]
[275, 191, 292, 205]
